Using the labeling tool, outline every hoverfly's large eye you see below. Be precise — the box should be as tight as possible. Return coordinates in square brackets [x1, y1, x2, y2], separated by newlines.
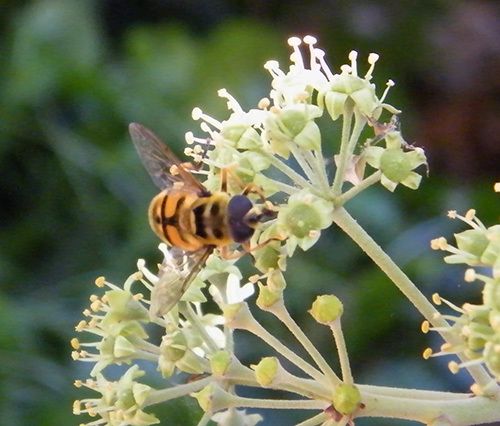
[227, 195, 254, 243]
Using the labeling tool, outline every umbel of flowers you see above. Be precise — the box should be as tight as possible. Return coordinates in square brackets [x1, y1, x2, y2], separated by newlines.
[73, 36, 500, 426]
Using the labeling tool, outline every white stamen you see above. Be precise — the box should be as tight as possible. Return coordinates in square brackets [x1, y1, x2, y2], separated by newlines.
[348, 50, 358, 76]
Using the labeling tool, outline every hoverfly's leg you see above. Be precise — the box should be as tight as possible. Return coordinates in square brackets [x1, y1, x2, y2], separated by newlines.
[219, 167, 229, 193]
[219, 245, 245, 260]
[241, 182, 267, 203]
[242, 235, 285, 254]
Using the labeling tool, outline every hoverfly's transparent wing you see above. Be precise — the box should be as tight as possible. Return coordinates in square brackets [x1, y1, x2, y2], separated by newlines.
[129, 122, 205, 192]
[149, 246, 213, 318]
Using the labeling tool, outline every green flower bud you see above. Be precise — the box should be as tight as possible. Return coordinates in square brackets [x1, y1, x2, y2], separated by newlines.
[483, 340, 500, 378]
[256, 283, 282, 309]
[253, 357, 279, 387]
[161, 331, 187, 363]
[192, 384, 213, 412]
[309, 295, 344, 324]
[265, 104, 323, 158]
[210, 350, 232, 377]
[455, 229, 490, 261]
[104, 289, 149, 322]
[483, 279, 500, 311]
[220, 124, 261, 150]
[278, 191, 333, 240]
[266, 269, 287, 291]
[481, 225, 500, 266]
[253, 241, 283, 273]
[192, 384, 233, 414]
[113, 335, 137, 358]
[332, 383, 362, 415]
[132, 383, 153, 407]
[321, 74, 378, 120]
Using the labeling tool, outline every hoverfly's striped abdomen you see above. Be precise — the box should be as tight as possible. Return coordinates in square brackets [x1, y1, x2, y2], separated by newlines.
[148, 190, 234, 252]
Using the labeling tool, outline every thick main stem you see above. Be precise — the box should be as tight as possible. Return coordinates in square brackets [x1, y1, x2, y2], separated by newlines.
[331, 207, 495, 389]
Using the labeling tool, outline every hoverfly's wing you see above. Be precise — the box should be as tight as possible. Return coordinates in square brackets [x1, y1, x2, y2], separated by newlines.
[149, 247, 213, 318]
[129, 122, 205, 192]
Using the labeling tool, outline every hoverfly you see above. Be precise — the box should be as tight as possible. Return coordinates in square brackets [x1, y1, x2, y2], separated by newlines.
[129, 123, 275, 316]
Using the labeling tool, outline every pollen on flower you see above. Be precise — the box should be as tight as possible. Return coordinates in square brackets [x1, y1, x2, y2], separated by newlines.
[421, 320, 430, 333]
[494, 182, 500, 192]
[192, 107, 203, 120]
[422, 348, 433, 359]
[432, 293, 442, 305]
[348, 50, 358, 76]
[447, 210, 457, 219]
[448, 361, 460, 374]
[95, 276, 106, 287]
[258, 97, 270, 109]
[464, 268, 477, 282]
[71, 338, 80, 349]
[287, 36, 301, 47]
[465, 209, 476, 221]
[430, 237, 448, 250]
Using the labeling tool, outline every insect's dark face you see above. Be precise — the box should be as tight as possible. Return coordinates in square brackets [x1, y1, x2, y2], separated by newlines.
[227, 195, 255, 243]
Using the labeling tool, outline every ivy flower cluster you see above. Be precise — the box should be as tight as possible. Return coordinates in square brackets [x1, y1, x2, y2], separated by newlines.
[73, 36, 500, 426]
[427, 207, 500, 385]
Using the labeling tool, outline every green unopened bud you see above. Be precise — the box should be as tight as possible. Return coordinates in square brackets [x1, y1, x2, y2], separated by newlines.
[192, 383, 233, 413]
[278, 191, 333, 240]
[332, 383, 362, 415]
[192, 384, 212, 412]
[481, 225, 500, 266]
[223, 302, 245, 323]
[256, 283, 282, 309]
[483, 340, 500, 378]
[220, 124, 261, 150]
[161, 331, 187, 362]
[455, 230, 490, 262]
[253, 241, 283, 273]
[265, 105, 322, 157]
[320, 74, 378, 120]
[253, 357, 279, 387]
[113, 335, 137, 358]
[483, 279, 500, 311]
[132, 383, 153, 407]
[309, 295, 344, 324]
[105, 289, 149, 322]
[266, 269, 286, 291]
[210, 350, 231, 377]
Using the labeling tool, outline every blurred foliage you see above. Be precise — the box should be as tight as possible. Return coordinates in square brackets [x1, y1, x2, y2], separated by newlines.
[0, 0, 498, 425]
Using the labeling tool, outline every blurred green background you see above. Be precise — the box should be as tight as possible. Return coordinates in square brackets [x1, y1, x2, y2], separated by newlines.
[1, 1, 499, 425]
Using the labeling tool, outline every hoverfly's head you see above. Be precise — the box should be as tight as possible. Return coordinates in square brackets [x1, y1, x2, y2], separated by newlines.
[228, 195, 277, 243]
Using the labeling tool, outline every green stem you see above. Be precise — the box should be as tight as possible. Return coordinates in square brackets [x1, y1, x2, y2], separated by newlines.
[182, 303, 220, 354]
[261, 150, 314, 190]
[243, 312, 327, 384]
[290, 144, 320, 187]
[228, 395, 327, 410]
[145, 376, 213, 406]
[268, 300, 341, 385]
[331, 207, 495, 390]
[331, 105, 353, 195]
[337, 171, 382, 205]
[332, 110, 367, 196]
[330, 319, 352, 384]
[359, 392, 500, 426]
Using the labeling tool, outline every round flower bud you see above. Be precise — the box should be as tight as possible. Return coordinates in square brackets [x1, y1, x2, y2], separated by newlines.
[253, 357, 279, 387]
[455, 229, 490, 263]
[210, 350, 231, 377]
[256, 283, 282, 309]
[309, 295, 344, 324]
[332, 383, 362, 415]
[278, 191, 333, 240]
[483, 340, 500, 378]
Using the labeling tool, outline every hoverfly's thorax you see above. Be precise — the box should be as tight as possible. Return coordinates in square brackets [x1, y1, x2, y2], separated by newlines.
[227, 195, 256, 243]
